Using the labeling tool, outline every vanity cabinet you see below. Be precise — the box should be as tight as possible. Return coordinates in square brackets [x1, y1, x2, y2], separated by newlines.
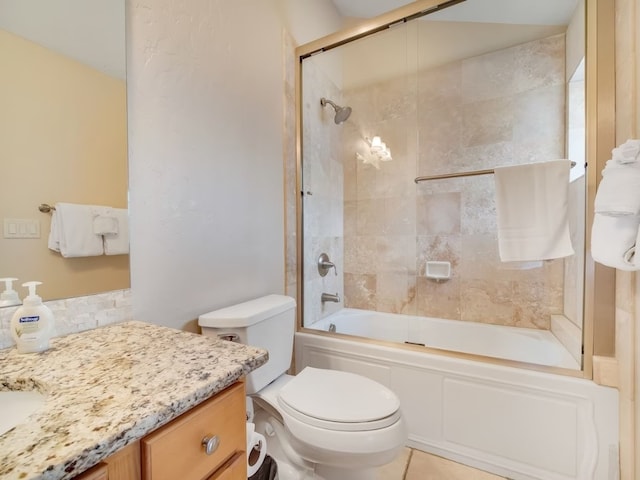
[74, 382, 246, 480]
[141, 381, 246, 480]
[73, 464, 108, 480]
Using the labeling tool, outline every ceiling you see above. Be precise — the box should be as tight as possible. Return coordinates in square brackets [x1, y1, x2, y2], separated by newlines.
[0, 0, 578, 82]
[331, 0, 579, 26]
[0, 0, 125, 79]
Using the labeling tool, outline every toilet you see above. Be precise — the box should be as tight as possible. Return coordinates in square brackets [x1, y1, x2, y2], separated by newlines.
[199, 295, 407, 480]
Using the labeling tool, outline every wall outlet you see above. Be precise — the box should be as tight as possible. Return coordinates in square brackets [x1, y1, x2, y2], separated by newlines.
[3, 219, 40, 239]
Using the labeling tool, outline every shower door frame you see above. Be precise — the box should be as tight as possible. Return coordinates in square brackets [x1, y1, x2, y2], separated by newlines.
[294, 0, 615, 381]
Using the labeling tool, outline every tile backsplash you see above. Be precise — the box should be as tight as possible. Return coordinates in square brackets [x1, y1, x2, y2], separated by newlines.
[0, 289, 132, 350]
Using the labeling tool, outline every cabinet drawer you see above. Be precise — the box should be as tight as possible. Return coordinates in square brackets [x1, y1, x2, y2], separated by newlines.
[141, 382, 246, 480]
[73, 463, 108, 480]
[206, 452, 246, 480]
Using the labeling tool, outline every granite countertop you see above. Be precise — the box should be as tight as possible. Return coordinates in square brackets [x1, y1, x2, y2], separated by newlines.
[0, 321, 268, 480]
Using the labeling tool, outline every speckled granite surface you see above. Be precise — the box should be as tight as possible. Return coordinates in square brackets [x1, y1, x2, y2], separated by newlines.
[0, 321, 268, 480]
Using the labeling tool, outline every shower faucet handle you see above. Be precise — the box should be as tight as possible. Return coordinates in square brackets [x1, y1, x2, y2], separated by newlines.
[318, 253, 338, 277]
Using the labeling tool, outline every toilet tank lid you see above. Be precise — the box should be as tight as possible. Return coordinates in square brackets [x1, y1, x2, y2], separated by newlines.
[198, 294, 295, 328]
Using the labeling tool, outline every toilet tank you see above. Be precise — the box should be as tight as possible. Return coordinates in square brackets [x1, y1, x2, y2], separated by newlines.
[198, 295, 296, 394]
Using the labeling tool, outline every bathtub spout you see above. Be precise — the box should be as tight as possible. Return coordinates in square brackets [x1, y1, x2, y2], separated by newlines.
[321, 292, 341, 303]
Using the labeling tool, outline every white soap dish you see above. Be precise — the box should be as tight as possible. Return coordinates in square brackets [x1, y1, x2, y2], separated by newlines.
[426, 261, 451, 282]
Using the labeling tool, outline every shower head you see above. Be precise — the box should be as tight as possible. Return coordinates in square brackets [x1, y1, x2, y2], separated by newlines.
[320, 97, 352, 124]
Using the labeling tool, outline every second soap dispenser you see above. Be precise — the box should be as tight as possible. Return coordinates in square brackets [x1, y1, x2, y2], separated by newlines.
[0, 277, 21, 307]
[11, 281, 54, 354]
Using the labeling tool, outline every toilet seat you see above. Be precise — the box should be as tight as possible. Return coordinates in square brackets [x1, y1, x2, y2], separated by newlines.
[252, 368, 407, 463]
[277, 367, 401, 432]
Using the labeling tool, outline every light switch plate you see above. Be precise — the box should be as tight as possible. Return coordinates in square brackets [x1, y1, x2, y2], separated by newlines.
[3, 219, 40, 239]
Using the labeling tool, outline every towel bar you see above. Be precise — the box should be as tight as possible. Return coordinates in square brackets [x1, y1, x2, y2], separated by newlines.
[414, 161, 578, 183]
[38, 204, 56, 213]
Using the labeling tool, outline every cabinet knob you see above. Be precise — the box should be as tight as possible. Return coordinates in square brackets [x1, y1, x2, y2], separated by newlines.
[201, 435, 219, 455]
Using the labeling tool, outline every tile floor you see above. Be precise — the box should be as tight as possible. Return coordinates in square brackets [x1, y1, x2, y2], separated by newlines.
[377, 448, 507, 480]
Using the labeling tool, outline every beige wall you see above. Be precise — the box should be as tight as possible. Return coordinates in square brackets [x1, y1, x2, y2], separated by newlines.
[0, 29, 129, 301]
[342, 33, 567, 330]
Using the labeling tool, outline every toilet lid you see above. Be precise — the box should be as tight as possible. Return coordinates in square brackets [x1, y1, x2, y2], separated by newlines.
[277, 367, 401, 432]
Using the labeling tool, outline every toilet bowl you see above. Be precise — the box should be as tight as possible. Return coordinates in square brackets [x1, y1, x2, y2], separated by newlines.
[199, 295, 407, 479]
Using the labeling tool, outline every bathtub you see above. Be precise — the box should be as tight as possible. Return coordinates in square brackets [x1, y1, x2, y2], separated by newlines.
[295, 309, 619, 480]
[307, 308, 579, 369]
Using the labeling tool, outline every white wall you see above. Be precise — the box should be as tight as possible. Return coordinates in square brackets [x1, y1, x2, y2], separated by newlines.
[276, 0, 343, 45]
[126, 0, 343, 331]
[127, 0, 287, 330]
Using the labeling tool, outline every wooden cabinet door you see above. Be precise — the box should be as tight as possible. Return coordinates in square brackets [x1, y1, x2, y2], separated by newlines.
[74, 463, 108, 480]
[206, 452, 246, 480]
[141, 382, 246, 480]
[103, 441, 141, 480]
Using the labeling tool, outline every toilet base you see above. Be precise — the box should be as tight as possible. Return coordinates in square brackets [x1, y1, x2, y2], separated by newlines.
[253, 408, 313, 480]
[253, 407, 380, 480]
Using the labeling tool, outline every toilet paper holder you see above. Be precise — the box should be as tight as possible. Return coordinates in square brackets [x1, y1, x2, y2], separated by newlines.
[247, 422, 267, 477]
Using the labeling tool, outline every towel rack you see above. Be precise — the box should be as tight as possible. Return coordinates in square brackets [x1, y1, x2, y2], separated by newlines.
[38, 203, 56, 213]
[414, 161, 578, 184]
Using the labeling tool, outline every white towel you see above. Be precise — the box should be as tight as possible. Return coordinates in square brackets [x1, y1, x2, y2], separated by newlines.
[594, 159, 640, 216]
[48, 210, 61, 252]
[591, 213, 640, 270]
[93, 215, 119, 235]
[612, 139, 640, 164]
[494, 159, 574, 262]
[103, 208, 129, 255]
[49, 203, 105, 257]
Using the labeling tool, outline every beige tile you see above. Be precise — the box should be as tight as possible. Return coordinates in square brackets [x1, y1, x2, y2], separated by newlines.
[512, 84, 565, 150]
[376, 273, 416, 315]
[417, 192, 461, 235]
[461, 46, 516, 102]
[416, 276, 461, 320]
[383, 196, 416, 235]
[513, 34, 565, 94]
[459, 278, 516, 326]
[375, 447, 411, 480]
[377, 235, 417, 275]
[344, 236, 377, 276]
[460, 175, 498, 235]
[405, 450, 506, 480]
[417, 61, 461, 107]
[417, 104, 463, 176]
[357, 199, 386, 235]
[416, 235, 461, 278]
[462, 96, 514, 147]
[344, 273, 376, 310]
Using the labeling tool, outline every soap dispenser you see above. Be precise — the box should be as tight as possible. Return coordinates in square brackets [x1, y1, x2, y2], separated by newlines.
[11, 281, 54, 354]
[0, 277, 20, 307]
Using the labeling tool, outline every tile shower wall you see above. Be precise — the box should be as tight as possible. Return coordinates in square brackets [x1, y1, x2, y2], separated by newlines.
[302, 59, 345, 324]
[0, 289, 132, 350]
[343, 34, 567, 329]
[284, 30, 298, 304]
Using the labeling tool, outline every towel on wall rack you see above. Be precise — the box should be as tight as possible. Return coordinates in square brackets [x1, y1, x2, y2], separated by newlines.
[93, 215, 119, 236]
[591, 139, 640, 270]
[591, 213, 639, 270]
[494, 159, 574, 262]
[103, 208, 129, 255]
[594, 160, 640, 216]
[48, 203, 105, 257]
